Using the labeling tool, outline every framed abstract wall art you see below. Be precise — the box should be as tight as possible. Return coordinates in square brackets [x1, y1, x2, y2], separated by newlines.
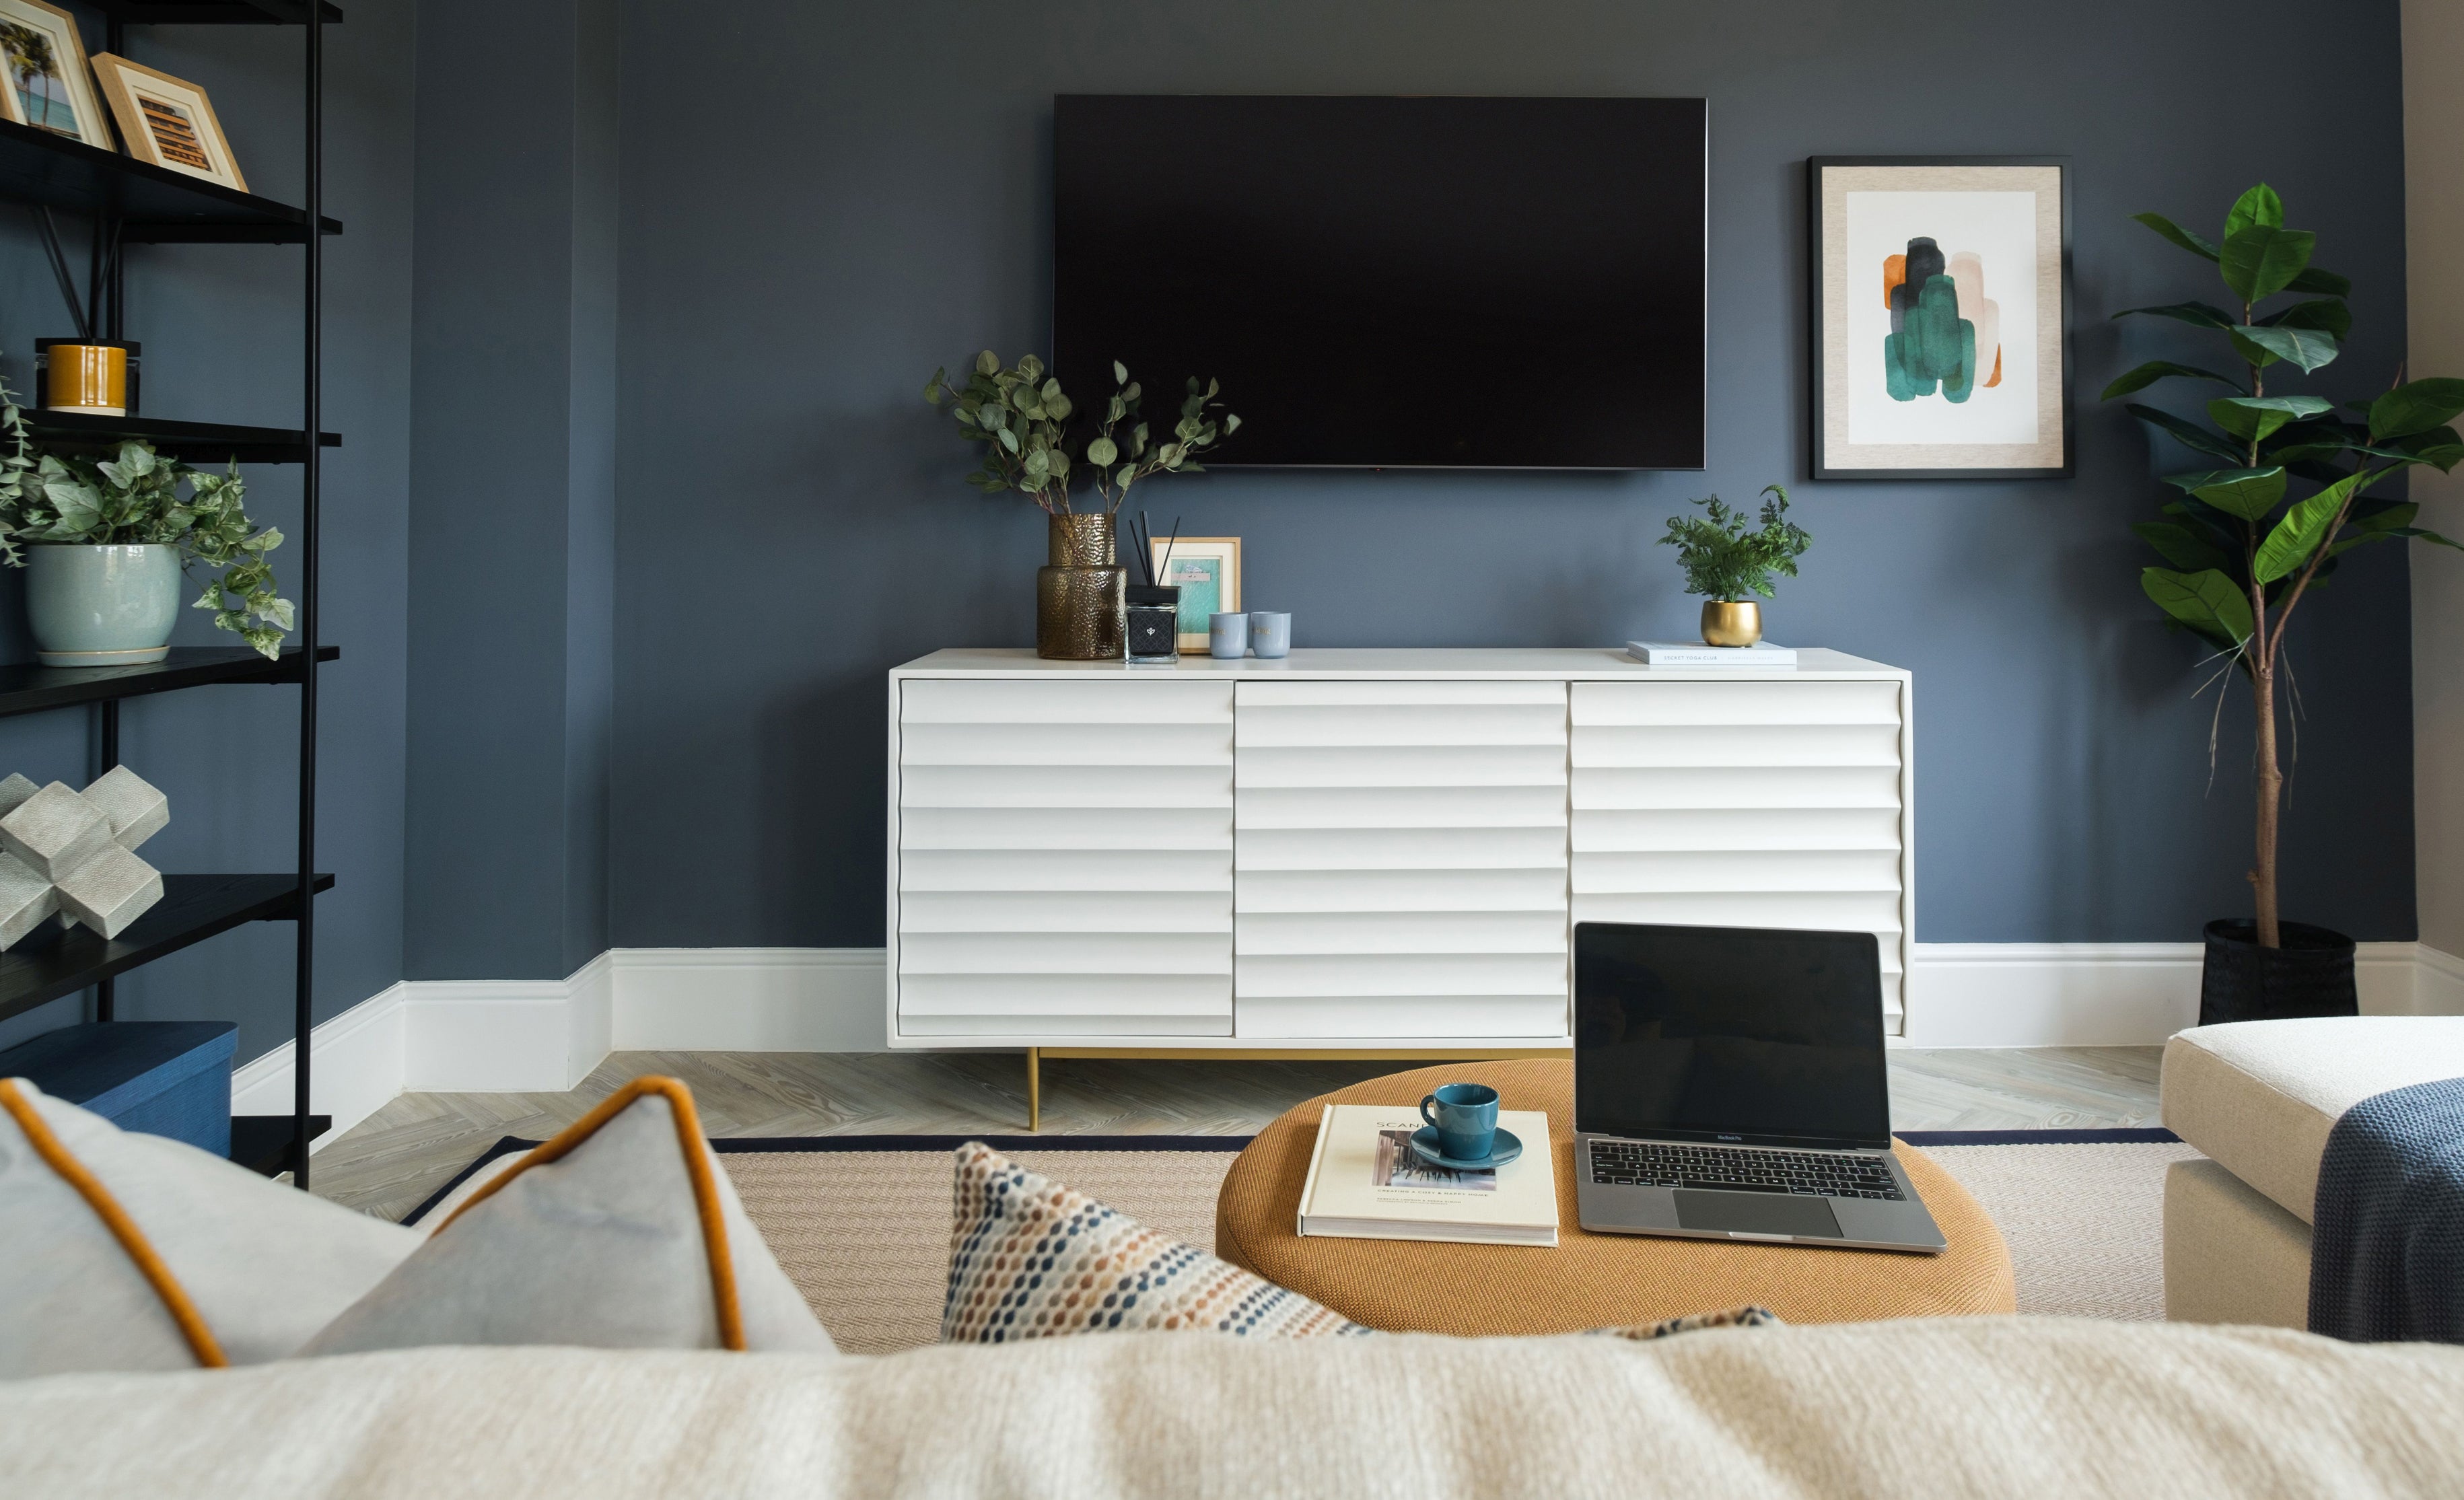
[1809, 157, 2070, 479]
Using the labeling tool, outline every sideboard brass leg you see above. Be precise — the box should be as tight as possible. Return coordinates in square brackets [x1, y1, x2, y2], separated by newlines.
[1026, 1046, 1041, 1132]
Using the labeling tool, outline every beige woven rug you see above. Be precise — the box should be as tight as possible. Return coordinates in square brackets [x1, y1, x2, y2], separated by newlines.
[709, 1138, 2202, 1355]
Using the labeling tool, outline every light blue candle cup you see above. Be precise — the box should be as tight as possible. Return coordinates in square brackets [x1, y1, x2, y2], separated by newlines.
[1248, 610, 1292, 658]
[1209, 612, 1249, 658]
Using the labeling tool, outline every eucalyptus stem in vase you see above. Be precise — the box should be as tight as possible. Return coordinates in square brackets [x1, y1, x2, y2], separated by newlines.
[922, 350, 1238, 658]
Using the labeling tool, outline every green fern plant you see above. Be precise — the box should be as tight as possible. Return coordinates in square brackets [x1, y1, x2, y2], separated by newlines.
[1658, 485, 1811, 602]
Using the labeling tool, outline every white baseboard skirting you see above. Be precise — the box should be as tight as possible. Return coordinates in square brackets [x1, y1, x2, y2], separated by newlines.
[232, 940, 2464, 1156]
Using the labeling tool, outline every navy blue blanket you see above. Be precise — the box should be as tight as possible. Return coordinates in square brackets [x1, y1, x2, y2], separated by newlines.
[2310, 1077, 2464, 1343]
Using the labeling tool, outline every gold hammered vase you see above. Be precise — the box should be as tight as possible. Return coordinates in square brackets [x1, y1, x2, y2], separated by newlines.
[1036, 513, 1127, 660]
[1699, 600, 1763, 647]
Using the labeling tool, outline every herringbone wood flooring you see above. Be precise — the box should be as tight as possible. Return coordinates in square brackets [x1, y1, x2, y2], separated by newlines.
[304, 1046, 2161, 1222]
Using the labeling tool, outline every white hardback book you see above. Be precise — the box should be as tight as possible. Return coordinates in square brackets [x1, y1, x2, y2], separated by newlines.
[1296, 1104, 1559, 1246]
[1627, 640, 1798, 667]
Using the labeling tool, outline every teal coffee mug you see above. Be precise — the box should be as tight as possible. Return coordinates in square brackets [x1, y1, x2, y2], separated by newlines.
[1419, 1081, 1500, 1161]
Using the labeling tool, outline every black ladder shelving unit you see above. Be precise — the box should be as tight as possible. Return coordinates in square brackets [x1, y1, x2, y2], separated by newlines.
[0, 0, 337, 1184]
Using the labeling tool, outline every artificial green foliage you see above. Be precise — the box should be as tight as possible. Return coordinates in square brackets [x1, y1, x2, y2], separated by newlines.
[924, 352, 1236, 515]
[2103, 183, 2464, 945]
[2103, 185, 2464, 659]
[1080, 363, 1237, 511]
[923, 351, 1076, 513]
[1658, 485, 1811, 602]
[0, 370, 291, 657]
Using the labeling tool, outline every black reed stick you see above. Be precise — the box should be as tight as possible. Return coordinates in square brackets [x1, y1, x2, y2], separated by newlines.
[1158, 517, 1181, 587]
[87, 220, 119, 343]
[37, 209, 90, 342]
[1133, 509, 1152, 587]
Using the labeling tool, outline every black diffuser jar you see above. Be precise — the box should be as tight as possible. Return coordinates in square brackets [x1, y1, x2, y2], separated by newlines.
[2198, 919, 2358, 1026]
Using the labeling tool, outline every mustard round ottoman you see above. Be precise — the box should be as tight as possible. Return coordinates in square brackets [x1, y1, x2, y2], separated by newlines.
[1216, 1059, 2016, 1334]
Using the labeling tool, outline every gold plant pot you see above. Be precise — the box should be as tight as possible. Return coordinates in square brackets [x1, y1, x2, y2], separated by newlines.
[1036, 513, 1125, 660]
[1700, 600, 1763, 648]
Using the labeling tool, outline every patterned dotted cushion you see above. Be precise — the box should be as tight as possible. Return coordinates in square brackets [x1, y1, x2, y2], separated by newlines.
[943, 1142, 1370, 1342]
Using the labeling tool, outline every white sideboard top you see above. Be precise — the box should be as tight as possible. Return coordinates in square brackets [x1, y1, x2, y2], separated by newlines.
[892, 647, 1909, 681]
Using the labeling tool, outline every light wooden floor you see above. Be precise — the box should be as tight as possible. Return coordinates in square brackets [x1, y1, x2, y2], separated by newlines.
[306, 1046, 2162, 1222]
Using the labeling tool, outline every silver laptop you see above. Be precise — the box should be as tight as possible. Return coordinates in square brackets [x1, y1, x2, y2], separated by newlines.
[1572, 921, 1945, 1254]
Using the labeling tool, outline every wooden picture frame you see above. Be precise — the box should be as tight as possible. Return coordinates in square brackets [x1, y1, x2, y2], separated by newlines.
[1151, 536, 1240, 651]
[0, 0, 112, 149]
[1809, 156, 2071, 480]
[91, 52, 246, 191]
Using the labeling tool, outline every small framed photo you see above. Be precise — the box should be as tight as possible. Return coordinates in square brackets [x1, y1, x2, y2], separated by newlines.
[1808, 156, 2070, 479]
[1151, 536, 1240, 650]
[91, 52, 246, 191]
[0, 0, 112, 149]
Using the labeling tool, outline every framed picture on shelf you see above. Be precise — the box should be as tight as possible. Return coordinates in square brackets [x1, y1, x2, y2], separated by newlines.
[91, 53, 246, 191]
[0, 0, 112, 149]
[1151, 536, 1240, 650]
[1808, 156, 2070, 480]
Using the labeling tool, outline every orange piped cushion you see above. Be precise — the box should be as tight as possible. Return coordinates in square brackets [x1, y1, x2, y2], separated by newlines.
[0, 1077, 418, 1376]
[304, 1077, 834, 1356]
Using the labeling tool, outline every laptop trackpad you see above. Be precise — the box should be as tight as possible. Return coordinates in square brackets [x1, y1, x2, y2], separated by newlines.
[1673, 1189, 1843, 1238]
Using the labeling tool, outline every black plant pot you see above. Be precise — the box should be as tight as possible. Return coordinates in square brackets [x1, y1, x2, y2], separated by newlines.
[2198, 919, 2358, 1026]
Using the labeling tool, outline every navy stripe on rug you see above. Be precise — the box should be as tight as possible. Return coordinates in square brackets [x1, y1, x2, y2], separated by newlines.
[401, 1132, 1257, 1227]
[1897, 1127, 2179, 1145]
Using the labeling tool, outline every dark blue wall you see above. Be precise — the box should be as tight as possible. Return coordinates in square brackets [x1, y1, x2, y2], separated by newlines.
[0, 1, 415, 1059]
[402, 0, 615, 982]
[606, 0, 2416, 950]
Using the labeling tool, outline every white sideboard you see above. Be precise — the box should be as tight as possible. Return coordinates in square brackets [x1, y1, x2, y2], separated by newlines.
[887, 648, 1914, 1052]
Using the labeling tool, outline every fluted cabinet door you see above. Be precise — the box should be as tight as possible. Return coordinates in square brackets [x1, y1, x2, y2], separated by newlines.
[1234, 681, 1570, 1038]
[896, 678, 1232, 1036]
[1570, 680, 1911, 1029]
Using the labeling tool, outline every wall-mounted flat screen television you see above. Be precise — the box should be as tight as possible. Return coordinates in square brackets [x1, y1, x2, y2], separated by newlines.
[1053, 95, 1708, 470]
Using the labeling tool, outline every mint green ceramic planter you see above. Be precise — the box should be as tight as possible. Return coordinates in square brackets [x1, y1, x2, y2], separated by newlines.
[25, 544, 183, 666]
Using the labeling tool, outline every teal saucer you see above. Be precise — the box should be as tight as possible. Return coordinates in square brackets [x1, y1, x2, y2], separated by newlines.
[1408, 1125, 1522, 1172]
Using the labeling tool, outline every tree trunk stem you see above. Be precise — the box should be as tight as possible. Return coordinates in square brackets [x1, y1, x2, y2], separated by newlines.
[2251, 659, 2282, 947]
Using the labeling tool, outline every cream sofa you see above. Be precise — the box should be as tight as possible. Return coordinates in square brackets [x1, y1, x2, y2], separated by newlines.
[5, 1319, 2464, 1498]
[2162, 1016, 2464, 1328]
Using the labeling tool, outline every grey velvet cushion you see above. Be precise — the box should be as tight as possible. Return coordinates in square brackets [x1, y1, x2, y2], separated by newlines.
[0, 1077, 419, 1378]
[306, 1079, 835, 1357]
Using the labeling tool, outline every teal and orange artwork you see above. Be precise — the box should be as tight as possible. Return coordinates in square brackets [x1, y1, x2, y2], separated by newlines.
[1882, 238, 2003, 404]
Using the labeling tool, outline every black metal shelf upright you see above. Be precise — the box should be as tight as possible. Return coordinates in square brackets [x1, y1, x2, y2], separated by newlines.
[0, 3, 338, 1183]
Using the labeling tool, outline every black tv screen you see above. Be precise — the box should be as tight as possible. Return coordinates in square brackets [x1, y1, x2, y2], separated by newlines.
[1053, 95, 1708, 470]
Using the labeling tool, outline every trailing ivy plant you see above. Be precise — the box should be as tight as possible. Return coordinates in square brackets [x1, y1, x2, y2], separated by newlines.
[1658, 485, 1811, 602]
[2103, 183, 2464, 948]
[0, 415, 292, 657]
[922, 351, 1236, 513]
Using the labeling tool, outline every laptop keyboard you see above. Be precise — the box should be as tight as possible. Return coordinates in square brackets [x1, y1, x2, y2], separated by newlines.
[1588, 1140, 1905, 1200]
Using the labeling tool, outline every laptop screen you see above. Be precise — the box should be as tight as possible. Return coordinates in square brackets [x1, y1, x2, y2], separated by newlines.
[1574, 922, 1891, 1150]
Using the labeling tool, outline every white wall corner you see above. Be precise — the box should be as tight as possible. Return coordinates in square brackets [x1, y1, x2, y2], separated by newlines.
[229, 981, 408, 1150]
[612, 947, 889, 1052]
[2407, 944, 2464, 1015]
[1905, 940, 2428, 1046]
[400, 978, 573, 1093]
[566, 948, 616, 1087]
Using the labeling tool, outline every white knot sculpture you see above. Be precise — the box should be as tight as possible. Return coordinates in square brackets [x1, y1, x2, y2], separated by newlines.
[0, 767, 168, 947]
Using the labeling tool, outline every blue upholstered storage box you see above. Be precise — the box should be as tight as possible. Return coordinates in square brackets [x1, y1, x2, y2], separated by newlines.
[0, 1021, 238, 1157]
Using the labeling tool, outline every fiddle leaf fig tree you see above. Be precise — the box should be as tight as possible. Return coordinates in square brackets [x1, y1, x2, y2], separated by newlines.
[2103, 183, 2464, 948]
[923, 351, 1236, 513]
